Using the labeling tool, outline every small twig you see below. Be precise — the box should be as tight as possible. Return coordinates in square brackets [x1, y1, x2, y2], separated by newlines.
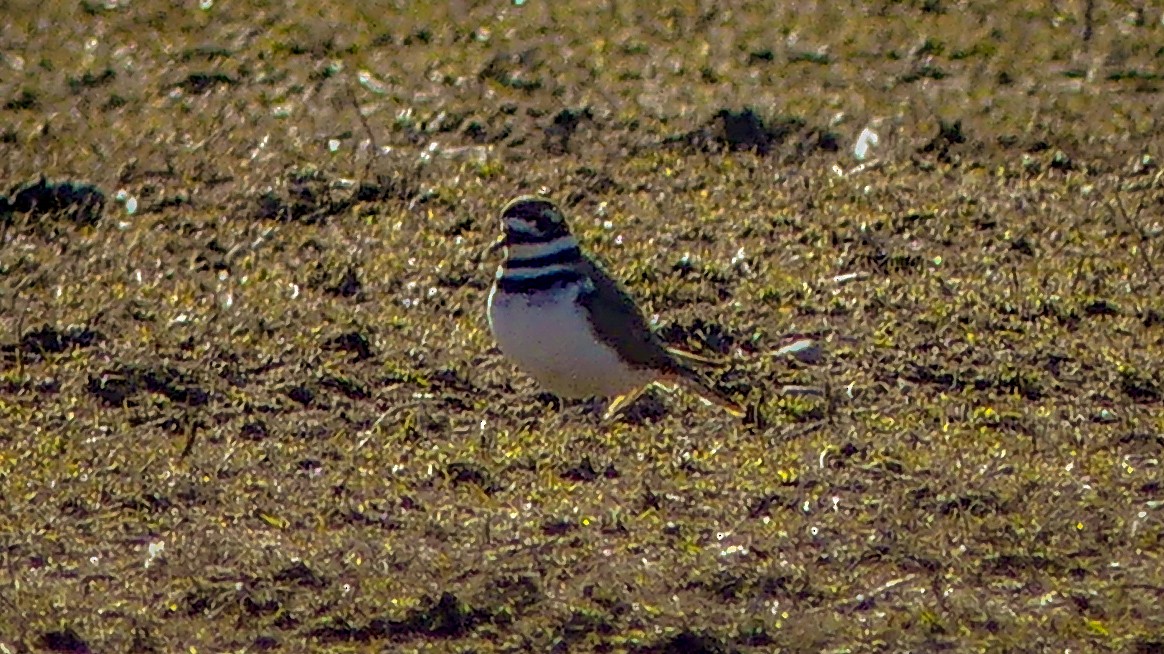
[1009, 261, 1024, 315]
[848, 574, 918, 609]
[1068, 255, 1089, 295]
[824, 373, 836, 426]
[0, 202, 11, 246]
[356, 393, 416, 447]
[9, 275, 37, 383]
[1081, 0, 1095, 42]
[778, 421, 826, 442]
[1109, 187, 1157, 280]
[345, 80, 382, 181]
[13, 293, 24, 382]
[179, 415, 198, 459]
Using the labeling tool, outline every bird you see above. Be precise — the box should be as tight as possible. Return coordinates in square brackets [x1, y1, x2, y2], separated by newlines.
[486, 195, 746, 421]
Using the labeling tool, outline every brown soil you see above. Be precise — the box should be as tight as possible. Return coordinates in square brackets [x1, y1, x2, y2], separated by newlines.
[2, 2, 1163, 652]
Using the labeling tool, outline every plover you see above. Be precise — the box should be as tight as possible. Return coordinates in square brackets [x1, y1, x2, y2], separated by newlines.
[486, 196, 745, 420]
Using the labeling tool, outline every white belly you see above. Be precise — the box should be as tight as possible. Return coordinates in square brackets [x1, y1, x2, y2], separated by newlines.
[487, 283, 654, 398]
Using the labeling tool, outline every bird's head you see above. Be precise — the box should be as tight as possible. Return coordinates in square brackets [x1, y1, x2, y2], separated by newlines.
[489, 196, 571, 253]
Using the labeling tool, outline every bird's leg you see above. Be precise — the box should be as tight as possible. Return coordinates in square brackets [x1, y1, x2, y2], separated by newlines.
[602, 384, 649, 423]
[666, 372, 747, 418]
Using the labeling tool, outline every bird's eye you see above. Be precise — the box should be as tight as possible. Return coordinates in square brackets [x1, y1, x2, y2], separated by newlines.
[538, 211, 559, 228]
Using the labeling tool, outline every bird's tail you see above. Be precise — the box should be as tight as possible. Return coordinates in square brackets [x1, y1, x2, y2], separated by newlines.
[666, 347, 730, 368]
[664, 367, 747, 418]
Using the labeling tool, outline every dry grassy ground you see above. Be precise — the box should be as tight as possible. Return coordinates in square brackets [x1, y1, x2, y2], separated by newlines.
[2, 1, 1163, 652]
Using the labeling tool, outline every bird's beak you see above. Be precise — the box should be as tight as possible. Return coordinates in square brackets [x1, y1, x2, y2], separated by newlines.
[486, 233, 506, 255]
